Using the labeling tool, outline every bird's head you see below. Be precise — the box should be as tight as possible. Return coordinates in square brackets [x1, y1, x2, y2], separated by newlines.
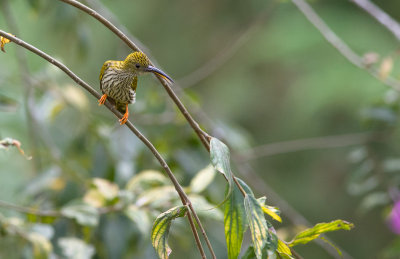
[123, 52, 173, 83]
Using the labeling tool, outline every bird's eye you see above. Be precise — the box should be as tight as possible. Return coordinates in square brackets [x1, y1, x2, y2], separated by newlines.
[135, 64, 140, 68]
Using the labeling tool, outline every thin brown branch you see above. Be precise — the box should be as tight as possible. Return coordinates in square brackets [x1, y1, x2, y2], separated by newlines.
[235, 163, 354, 259]
[350, 0, 400, 42]
[236, 132, 380, 162]
[291, 0, 400, 92]
[58, 0, 211, 151]
[0, 30, 211, 259]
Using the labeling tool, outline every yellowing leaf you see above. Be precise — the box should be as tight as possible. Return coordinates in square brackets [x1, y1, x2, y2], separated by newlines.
[28, 232, 53, 258]
[92, 178, 119, 200]
[379, 56, 394, 79]
[289, 220, 354, 247]
[151, 206, 187, 259]
[277, 239, 293, 259]
[0, 33, 14, 52]
[260, 204, 281, 223]
[224, 184, 246, 259]
[83, 189, 106, 208]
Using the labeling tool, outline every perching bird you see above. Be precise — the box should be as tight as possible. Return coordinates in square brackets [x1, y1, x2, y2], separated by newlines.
[98, 52, 173, 124]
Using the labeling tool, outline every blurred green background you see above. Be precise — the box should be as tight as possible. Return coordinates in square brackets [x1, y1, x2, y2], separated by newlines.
[1, 0, 400, 258]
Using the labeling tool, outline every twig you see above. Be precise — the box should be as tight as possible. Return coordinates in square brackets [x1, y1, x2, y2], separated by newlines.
[236, 132, 380, 162]
[82, 0, 151, 55]
[291, 0, 400, 92]
[235, 163, 354, 259]
[350, 0, 400, 42]
[0, 200, 61, 217]
[58, 0, 211, 151]
[0, 30, 211, 259]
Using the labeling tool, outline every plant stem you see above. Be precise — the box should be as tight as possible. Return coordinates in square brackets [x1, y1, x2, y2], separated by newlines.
[0, 30, 212, 259]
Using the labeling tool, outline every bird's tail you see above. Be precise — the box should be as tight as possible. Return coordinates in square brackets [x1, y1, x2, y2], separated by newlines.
[115, 103, 127, 113]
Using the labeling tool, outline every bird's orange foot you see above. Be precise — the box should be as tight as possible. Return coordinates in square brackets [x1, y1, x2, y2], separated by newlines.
[98, 94, 108, 106]
[119, 104, 129, 125]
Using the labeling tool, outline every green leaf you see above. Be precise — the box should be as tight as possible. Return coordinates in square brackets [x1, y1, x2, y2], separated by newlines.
[28, 232, 53, 259]
[188, 194, 223, 221]
[124, 205, 151, 236]
[257, 197, 282, 223]
[224, 184, 247, 259]
[277, 239, 294, 259]
[244, 194, 277, 259]
[58, 237, 95, 259]
[189, 164, 216, 193]
[136, 186, 177, 208]
[61, 202, 99, 227]
[151, 206, 188, 259]
[289, 220, 354, 247]
[210, 137, 234, 200]
[126, 170, 169, 194]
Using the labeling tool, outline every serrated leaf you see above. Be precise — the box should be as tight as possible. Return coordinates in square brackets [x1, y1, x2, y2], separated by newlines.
[151, 206, 188, 259]
[210, 137, 233, 200]
[289, 220, 354, 247]
[245, 194, 276, 259]
[61, 202, 99, 227]
[257, 197, 281, 223]
[58, 237, 95, 259]
[277, 239, 293, 259]
[189, 164, 216, 193]
[224, 184, 246, 259]
[28, 232, 53, 259]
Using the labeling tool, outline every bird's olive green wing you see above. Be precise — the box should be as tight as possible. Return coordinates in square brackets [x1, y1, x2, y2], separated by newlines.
[99, 60, 113, 91]
[131, 76, 138, 91]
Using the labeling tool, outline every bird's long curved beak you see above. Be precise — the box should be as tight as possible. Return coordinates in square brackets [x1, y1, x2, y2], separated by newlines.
[146, 66, 174, 83]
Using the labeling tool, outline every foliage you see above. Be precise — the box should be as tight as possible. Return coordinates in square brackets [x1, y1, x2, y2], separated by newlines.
[4, 0, 400, 258]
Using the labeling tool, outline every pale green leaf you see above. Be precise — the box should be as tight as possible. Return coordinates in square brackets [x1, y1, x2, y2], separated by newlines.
[151, 206, 188, 259]
[58, 237, 95, 259]
[277, 239, 293, 259]
[224, 184, 246, 259]
[61, 202, 99, 227]
[238, 178, 278, 259]
[189, 164, 216, 193]
[289, 220, 354, 247]
[124, 205, 151, 236]
[136, 186, 177, 208]
[257, 197, 281, 223]
[28, 232, 53, 259]
[210, 137, 233, 198]
[245, 194, 277, 259]
[188, 194, 223, 221]
[126, 170, 169, 194]
[91, 178, 119, 200]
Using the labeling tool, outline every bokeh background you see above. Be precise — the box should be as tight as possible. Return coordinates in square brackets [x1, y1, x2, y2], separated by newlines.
[1, 0, 400, 258]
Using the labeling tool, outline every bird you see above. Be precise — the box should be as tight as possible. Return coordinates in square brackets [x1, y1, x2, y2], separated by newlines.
[98, 51, 173, 125]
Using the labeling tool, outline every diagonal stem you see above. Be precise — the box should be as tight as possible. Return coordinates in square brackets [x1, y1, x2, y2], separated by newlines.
[0, 30, 210, 259]
[58, 0, 211, 151]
